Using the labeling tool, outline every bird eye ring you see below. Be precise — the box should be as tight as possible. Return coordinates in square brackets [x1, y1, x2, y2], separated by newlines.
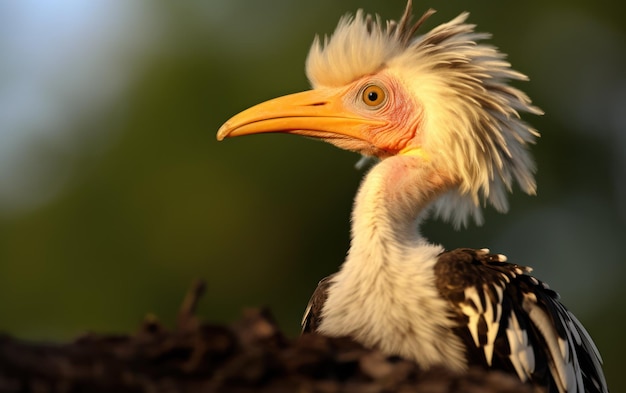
[361, 84, 386, 107]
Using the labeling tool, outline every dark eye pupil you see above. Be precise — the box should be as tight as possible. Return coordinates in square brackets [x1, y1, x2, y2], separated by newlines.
[368, 91, 378, 102]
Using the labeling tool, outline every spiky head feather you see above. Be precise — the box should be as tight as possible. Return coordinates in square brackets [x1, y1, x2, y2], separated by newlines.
[306, 1, 542, 227]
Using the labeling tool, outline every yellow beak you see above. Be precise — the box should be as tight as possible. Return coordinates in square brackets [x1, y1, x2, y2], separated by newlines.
[216, 89, 386, 143]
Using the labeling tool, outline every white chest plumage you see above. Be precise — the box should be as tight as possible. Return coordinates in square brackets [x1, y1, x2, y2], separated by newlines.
[318, 242, 466, 371]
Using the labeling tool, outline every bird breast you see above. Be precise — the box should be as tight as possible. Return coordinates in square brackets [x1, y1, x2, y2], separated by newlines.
[318, 241, 467, 371]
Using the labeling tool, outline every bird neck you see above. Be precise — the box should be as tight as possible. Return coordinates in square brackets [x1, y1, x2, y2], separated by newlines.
[347, 155, 449, 264]
[320, 154, 466, 369]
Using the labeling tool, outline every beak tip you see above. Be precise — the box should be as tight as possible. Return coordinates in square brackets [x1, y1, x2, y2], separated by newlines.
[216, 123, 230, 141]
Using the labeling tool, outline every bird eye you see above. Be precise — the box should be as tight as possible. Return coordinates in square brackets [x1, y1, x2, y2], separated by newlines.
[361, 85, 386, 107]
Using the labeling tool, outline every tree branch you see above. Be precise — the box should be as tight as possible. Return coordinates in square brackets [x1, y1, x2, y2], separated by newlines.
[0, 281, 539, 393]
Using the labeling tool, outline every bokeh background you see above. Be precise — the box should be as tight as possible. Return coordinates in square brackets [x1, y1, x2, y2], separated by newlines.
[0, 0, 624, 389]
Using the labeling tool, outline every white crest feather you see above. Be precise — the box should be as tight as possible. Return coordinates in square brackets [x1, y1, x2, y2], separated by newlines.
[306, 11, 402, 88]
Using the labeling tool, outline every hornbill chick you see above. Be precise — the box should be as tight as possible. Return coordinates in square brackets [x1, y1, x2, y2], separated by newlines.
[217, 2, 607, 392]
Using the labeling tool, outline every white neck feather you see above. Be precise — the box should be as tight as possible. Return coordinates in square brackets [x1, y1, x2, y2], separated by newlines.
[318, 155, 467, 370]
[350, 156, 431, 255]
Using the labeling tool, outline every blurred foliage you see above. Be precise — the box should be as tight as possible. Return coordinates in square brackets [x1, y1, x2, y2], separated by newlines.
[0, 0, 624, 390]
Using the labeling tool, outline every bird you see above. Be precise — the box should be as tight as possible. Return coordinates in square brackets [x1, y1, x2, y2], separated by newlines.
[216, 2, 608, 392]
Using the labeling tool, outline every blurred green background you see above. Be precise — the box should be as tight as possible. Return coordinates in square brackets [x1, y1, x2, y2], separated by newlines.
[0, 0, 624, 389]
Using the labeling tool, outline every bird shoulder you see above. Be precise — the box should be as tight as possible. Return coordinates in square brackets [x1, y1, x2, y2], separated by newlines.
[434, 248, 606, 393]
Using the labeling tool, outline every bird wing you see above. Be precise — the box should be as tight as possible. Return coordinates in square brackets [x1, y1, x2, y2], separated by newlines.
[301, 274, 335, 333]
[435, 248, 607, 393]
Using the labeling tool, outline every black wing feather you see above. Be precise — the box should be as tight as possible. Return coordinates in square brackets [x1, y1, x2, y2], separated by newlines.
[301, 274, 335, 333]
[435, 248, 607, 393]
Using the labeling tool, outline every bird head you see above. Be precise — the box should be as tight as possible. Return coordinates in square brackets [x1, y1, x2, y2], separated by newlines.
[217, 1, 542, 228]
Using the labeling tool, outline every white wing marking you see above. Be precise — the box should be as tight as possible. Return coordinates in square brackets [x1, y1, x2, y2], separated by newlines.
[484, 284, 503, 365]
[523, 293, 574, 393]
[506, 311, 535, 382]
[461, 287, 483, 347]
[301, 302, 312, 328]
[461, 285, 504, 366]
